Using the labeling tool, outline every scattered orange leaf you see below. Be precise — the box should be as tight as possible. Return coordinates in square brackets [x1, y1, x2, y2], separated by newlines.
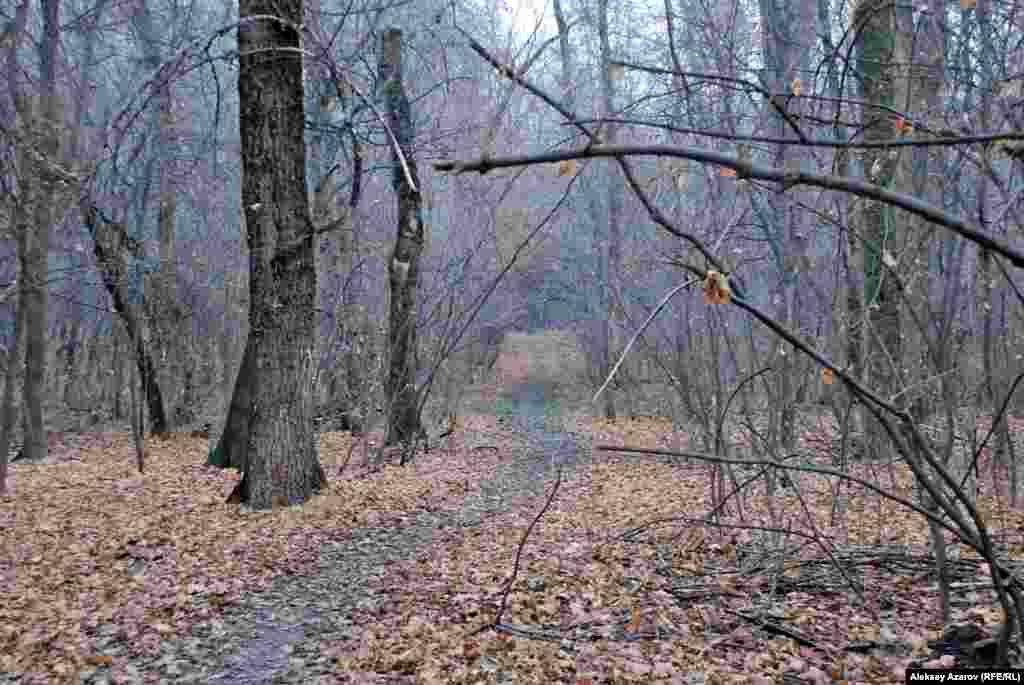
[629, 606, 642, 633]
[703, 270, 732, 305]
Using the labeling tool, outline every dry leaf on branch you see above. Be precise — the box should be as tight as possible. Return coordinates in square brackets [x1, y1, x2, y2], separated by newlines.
[557, 159, 578, 177]
[703, 270, 731, 305]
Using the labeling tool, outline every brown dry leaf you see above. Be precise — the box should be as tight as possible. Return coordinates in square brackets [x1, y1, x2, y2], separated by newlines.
[703, 270, 732, 305]
[791, 77, 802, 97]
[822, 368, 834, 386]
[961, 0, 976, 9]
[557, 159, 578, 177]
[720, 167, 737, 178]
[629, 606, 642, 633]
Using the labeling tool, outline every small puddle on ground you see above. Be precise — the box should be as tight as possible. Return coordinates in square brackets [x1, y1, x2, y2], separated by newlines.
[207, 606, 321, 685]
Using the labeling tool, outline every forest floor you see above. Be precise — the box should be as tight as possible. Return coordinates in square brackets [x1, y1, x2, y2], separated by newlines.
[3, 369, 1024, 683]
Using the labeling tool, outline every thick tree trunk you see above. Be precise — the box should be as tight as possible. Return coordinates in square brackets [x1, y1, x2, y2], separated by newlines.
[230, 0, 325, 509]
[380, 29, 425, 448]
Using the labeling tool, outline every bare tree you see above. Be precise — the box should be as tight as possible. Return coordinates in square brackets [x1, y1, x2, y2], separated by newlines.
[380, 28, 426, 451]
[82, 206, 168, 434]
[133, 0, 191, 427]
[20, 0, 61, 461]
[853, 0, 903, 459]
[227, 0, 326, 508]
[595, 0, 622, 421]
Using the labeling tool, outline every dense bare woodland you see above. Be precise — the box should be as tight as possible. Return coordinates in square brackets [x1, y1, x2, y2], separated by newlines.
[2, 0, 1024, 682]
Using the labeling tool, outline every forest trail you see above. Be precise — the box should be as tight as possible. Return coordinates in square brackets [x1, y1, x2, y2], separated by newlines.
[197, 380, 587, 685]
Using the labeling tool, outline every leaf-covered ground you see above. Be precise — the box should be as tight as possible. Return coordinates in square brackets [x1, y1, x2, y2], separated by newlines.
[3, 397, 1024, 684]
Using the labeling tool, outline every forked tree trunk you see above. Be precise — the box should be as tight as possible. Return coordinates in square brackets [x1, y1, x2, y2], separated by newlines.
[83, 206, 169, 434]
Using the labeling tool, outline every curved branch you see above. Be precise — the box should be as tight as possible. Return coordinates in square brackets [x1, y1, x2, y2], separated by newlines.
[435, 144, 1024, 269]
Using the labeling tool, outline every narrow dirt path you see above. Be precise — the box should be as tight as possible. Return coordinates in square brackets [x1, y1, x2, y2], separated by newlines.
[113, 381, 587, 684]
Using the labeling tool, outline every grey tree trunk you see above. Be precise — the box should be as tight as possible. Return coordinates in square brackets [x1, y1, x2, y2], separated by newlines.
[2, 0, 30, 486]
[552, 0, 575, 111]
[83, 207, 168, 434]
[853, 0, 901, 458]
[18, 0, 63, 462]
[597, 0, 621, 421]
[313, 134, 362, 433]
[229, 0, 325, 508]
[208, 342, 254, 471]
[0, 221, 28, 494]
[134, 0, 190, 426]
[758, 0, 817, 452]
[380, 29, 426, 449]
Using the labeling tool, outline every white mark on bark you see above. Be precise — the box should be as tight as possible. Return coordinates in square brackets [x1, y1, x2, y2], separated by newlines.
[392, 258, 409, 285]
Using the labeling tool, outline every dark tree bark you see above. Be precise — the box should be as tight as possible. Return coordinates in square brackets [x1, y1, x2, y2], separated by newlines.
[0, 1, 30, 489]
[207, 342, 253, 470]
[228, 0, 325, 509]
[379, 29, 425, 448]
[82, 207, 168, 434]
